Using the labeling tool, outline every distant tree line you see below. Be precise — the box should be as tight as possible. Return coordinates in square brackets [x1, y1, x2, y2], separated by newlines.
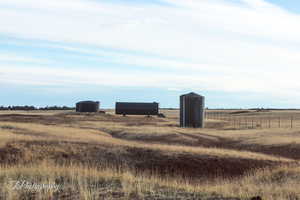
[0, 106, 74, 111]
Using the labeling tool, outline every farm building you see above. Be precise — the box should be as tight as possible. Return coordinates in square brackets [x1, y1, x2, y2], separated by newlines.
[115, 102, 159, 116]
[76, 101, 100, 113]
[180, 92, 205, 128]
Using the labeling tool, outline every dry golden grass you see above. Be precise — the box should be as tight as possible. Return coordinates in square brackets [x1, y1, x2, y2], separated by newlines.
[198, 164, 300, 200]
[1, 161, 300, 200]
[1, 110, 300, 199]
[0, 122, 293, 162]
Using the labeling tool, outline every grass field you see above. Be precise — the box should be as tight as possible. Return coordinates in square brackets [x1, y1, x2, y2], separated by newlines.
[0, 110, 300, 199]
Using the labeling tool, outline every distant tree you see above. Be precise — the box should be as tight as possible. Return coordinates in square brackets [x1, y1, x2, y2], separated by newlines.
[0, 105, 74, 111]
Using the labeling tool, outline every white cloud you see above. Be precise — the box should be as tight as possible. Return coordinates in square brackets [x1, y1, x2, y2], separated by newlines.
[0, 53, 48, 64]
[1, 0, 300, 103]
[2, 64, 300, 101]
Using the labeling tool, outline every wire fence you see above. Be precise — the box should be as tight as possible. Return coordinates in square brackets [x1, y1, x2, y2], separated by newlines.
[206, 112, 298, 129]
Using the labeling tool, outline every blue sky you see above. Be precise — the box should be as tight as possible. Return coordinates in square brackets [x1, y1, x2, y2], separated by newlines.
[1, 0, 300, 108]
[267, 0, 300, 13]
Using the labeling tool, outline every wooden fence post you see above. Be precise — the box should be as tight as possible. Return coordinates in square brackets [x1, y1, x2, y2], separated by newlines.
[260, 118, 263, 129]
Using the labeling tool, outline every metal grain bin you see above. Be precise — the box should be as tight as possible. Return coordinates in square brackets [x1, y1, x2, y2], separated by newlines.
[180, 92, 205, 128]
[115, 102, 159, 116]
[76, 101, 100, 113]
[76, 102, 80, 112]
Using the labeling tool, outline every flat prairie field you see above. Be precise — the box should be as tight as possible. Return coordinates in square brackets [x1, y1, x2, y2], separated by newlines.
[0, 109, 300, 200]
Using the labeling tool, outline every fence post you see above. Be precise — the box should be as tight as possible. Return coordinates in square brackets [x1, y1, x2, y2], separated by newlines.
[291, 116, 293, 129]
[279, 117, 281, 128]
[268, 117, 271, 129]
[260, 118, 262, 129]
[252, 118, 254, 129]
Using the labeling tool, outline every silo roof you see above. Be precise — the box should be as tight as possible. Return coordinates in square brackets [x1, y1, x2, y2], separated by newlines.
[77, 101, 99, 104]
[181, 92, 204, 97]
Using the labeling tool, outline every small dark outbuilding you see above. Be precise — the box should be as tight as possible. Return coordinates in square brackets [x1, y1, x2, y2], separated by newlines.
[76, 101, 100, 113]
[180, 92, 205, 128]
[115, 102, 159, 116]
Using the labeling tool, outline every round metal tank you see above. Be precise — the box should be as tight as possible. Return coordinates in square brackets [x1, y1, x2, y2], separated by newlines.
[76, 101, 100, 113]
[180, 92, 205, 128]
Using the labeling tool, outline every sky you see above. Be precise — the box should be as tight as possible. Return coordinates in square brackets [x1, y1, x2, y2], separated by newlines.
[1, 0, 300, 108]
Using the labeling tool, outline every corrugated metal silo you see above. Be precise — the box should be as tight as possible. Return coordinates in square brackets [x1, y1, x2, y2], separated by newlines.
[76, 101, 100, 113]
[180, 92, 205, 128]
